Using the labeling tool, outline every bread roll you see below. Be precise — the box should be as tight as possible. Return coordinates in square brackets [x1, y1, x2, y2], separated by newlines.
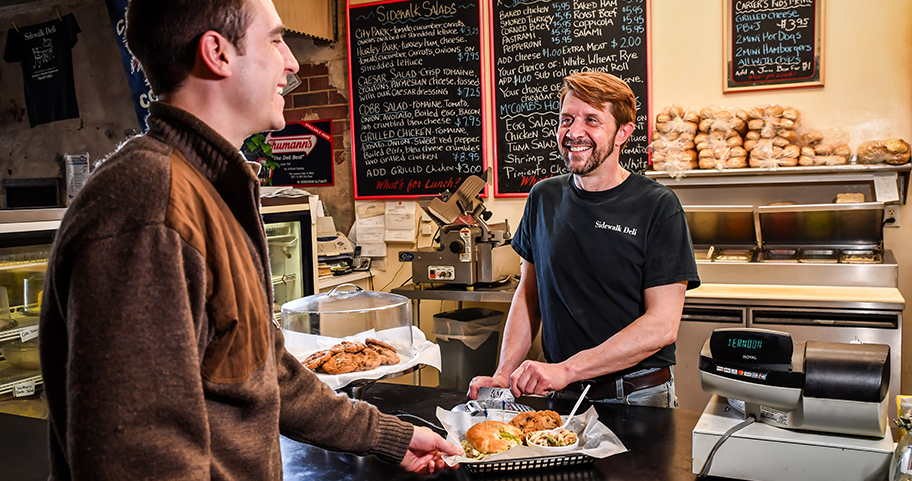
[886, 138, 910, 154]
[802, 130, 825, 145]
[726, 157, 748, 168]
[699, 158, 720, 169]
[465, 421, 523, 456]
[836, 193, 865, 203]
[782, 145, 800, 158]
[833, 144, 851, 157]
[814, 145, 833, 156]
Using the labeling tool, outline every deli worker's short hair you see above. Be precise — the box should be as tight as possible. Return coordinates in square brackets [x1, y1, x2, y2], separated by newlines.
[559, 72, 636, 127]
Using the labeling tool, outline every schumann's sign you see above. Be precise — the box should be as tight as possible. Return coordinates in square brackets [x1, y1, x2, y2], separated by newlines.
[264, 120, 333, 187]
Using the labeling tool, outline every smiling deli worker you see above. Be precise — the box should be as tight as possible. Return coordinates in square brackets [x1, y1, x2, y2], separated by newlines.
[469, 72, 700, 408]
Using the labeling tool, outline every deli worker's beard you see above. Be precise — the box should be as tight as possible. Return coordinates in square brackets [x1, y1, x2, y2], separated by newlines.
[560, 139, 615, 176]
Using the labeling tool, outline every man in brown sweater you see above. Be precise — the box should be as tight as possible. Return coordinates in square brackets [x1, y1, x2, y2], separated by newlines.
[37, 0, 460, 479]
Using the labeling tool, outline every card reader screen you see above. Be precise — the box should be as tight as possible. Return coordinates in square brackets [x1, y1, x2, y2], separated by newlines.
[710, 328, 793, 364]
[726, 337, 768, 350]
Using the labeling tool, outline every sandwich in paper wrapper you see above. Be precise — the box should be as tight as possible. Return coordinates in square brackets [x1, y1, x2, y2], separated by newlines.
[283, 326, 441, 391]
[436, 405, 628, 466]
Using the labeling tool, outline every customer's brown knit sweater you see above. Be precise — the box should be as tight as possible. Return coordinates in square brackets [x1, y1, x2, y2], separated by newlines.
[38, 102, 414, 480]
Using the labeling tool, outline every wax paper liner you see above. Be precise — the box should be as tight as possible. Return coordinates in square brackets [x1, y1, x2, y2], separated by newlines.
[438, 405, 627, 466]
[283, 325, 441, 391]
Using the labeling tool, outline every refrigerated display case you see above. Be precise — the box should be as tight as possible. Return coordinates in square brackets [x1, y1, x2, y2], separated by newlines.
[262, 196, 319, 321]
[0, 208, 64, 404]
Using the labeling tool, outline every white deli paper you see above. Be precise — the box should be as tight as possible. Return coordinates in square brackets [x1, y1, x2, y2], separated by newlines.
[283, 326, 441, 391]
[437, 405, 628, 466]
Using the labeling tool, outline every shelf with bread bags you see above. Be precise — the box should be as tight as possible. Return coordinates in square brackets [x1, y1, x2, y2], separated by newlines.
[645, 163, 911, 205]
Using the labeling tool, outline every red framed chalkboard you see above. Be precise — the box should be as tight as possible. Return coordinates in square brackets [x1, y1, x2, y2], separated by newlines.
[490, 0, 652, 196]
[347, 0, 487, 199]
[724, 0, 825, 92]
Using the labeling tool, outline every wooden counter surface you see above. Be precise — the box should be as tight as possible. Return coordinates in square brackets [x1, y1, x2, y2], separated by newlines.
[687, 283, 905, 309]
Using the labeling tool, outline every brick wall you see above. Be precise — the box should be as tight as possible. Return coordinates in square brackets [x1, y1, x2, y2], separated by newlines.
[282, 61, 356, 230]
[283, 63, 350, 167]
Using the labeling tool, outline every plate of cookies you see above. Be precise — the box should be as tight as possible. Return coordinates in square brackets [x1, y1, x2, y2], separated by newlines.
[284, 326, 441, 391]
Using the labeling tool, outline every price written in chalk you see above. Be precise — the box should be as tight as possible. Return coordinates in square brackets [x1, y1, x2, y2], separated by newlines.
[611, 36, 642, 49]
[453, 151, 480, 163]
[458, 51, 480, 62]
[776, 18, 808, 31]
[457, 86, 480, 97]
[455, 116, 481, 128]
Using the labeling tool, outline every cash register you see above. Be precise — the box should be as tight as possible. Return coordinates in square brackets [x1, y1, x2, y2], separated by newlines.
[692, 328, 894, 480]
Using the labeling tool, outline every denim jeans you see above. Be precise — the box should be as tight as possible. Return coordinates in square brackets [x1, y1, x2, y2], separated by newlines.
[553, 367, 678, 408]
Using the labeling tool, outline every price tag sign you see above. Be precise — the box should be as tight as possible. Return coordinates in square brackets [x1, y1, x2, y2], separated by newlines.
[13, 379, 36, 397]
[20, 326, 39, 342]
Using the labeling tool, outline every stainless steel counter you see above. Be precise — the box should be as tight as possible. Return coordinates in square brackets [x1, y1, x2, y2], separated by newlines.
[392, 279, 518, 304]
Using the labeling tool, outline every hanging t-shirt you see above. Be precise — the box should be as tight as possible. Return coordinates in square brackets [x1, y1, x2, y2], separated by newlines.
[4, 13, 81, 127]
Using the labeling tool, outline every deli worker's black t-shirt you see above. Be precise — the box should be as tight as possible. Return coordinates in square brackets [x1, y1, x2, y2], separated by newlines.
[4, 13, 81, 127]
[512, 173, 700, 376]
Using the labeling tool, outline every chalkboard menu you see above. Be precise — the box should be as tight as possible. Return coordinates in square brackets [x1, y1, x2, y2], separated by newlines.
[492, 0, 650, 196]
[724, 0, 824, 92]
[348, 0, 485, 199]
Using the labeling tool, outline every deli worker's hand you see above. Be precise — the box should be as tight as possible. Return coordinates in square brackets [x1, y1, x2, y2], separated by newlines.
[510, 360, 571, 397]
[399, 426, 462, 474]
[467, 372, 511, 400]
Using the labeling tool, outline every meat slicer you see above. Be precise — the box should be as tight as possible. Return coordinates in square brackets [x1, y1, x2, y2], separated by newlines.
[692, 327, 894, 480]
[399, 170, 519, 285]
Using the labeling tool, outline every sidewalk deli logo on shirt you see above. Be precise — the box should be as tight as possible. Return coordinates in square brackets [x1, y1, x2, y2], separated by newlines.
[595, 220, 637, 236]
[265, 133, 317, 155]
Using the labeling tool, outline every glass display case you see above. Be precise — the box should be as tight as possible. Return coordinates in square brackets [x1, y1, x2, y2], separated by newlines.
[0, 208, 63, 408]
[262, 196, 319, 321]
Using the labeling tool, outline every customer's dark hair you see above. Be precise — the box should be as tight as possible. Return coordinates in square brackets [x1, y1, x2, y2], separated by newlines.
[125, 0, 252, 95]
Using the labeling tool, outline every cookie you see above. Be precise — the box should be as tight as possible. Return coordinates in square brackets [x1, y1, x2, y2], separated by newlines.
[321, 352, 358, 375]
[330, 341, 366, 354]
[366, 338, 396, 352]
[510, 410, 563, 437]
[356, 347, 382, 371]
[303, 350, 331, 370]
[377, 349, 399, 365]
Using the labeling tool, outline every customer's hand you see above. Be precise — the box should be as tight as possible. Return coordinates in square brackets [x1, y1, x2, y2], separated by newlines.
[399, 426, 462, 474]
[467, 372, 511, 400]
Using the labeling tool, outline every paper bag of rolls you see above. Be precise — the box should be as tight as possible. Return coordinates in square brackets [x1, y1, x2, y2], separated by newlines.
[856, 138, 911, 165]
[651, 105, 699, 176]
[799, 128, 851, 166]
[695, 105, 748, 170]
[744, 104, 801, 168]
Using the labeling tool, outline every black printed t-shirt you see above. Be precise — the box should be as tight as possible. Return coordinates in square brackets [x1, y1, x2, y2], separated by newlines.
[4, 13, 81, 127]
[512, 173, 700, 375]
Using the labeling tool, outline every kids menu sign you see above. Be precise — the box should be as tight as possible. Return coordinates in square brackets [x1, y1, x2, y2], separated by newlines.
[492, 0, 651, 196]
[724, 0, 824, 92]
[348, 0, 485, 199]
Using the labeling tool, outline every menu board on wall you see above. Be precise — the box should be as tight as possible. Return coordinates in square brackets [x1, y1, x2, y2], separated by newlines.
[724, 0, 824, 92]
[347, 0, 485, 199]
[491, 0, 650, 196]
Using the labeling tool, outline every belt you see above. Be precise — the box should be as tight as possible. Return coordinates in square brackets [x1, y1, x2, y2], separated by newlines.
[569, 367, 672, 400]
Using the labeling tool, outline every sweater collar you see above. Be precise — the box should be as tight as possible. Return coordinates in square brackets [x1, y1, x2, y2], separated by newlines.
[145, 102, 260, 197]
